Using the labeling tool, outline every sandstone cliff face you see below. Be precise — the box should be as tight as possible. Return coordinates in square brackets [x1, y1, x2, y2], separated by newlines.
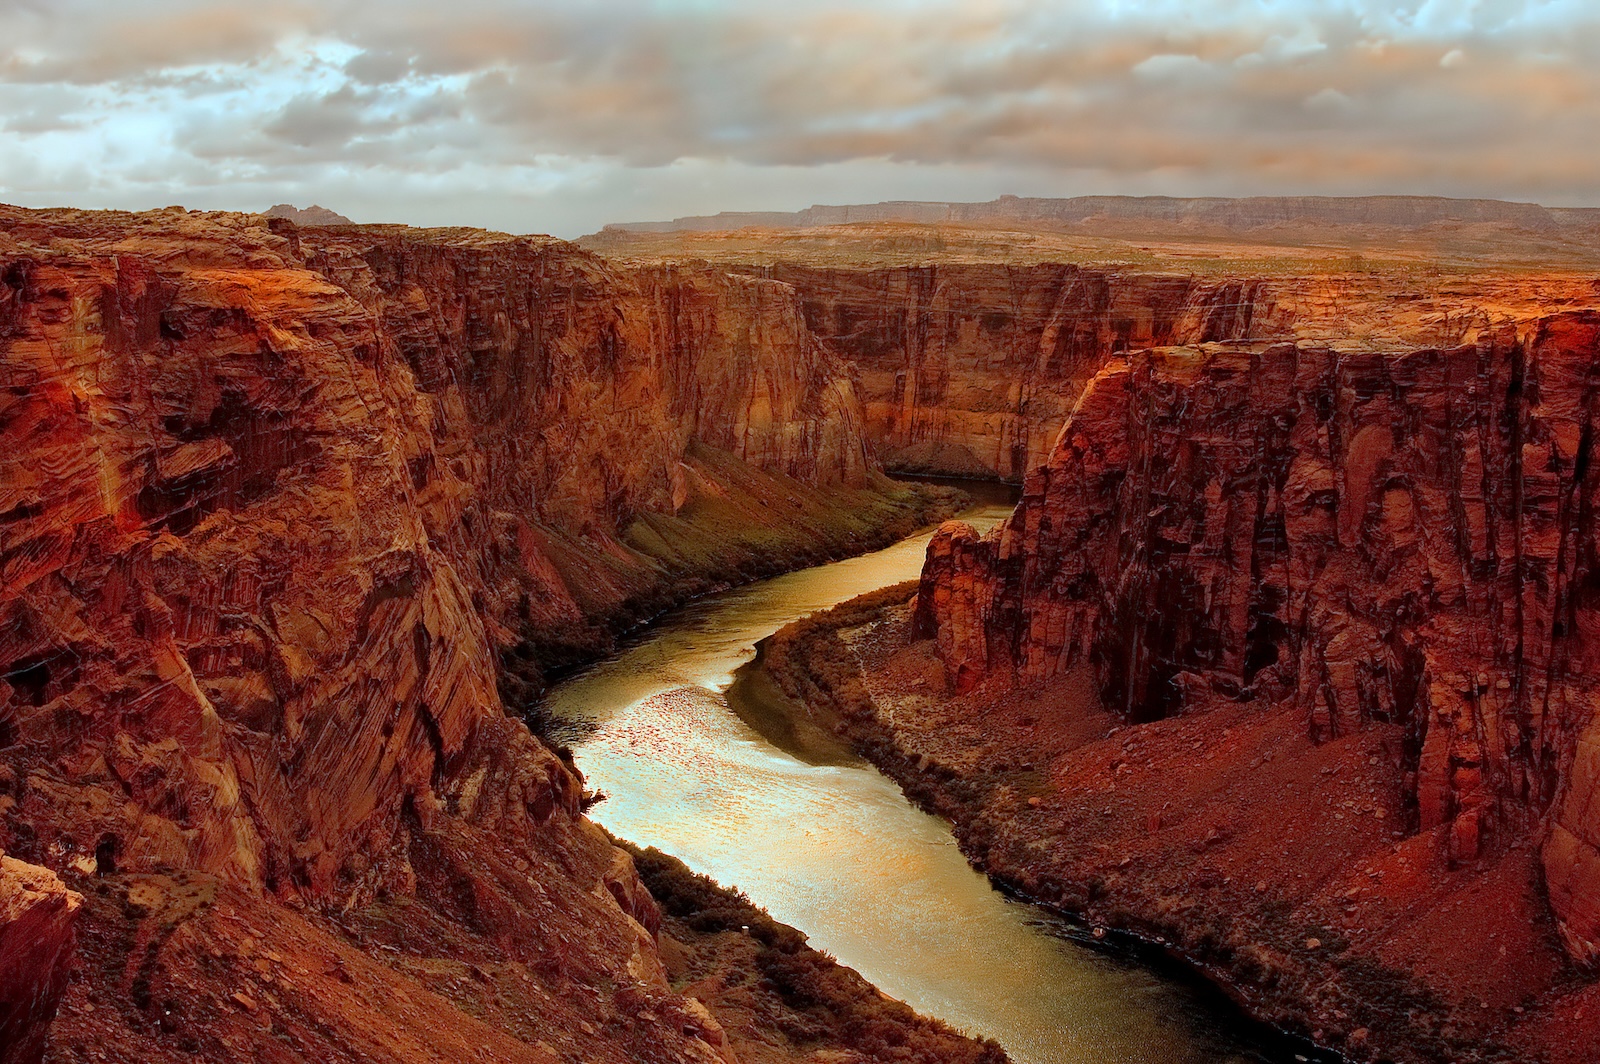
[0, 205, 916, 1062]
[301, 227, 874, 670]
[0, 206, 873, 901]
[0, 854, 80, 1064]
[740, 264, 1284, 480]
[914, 317, 1600, 960]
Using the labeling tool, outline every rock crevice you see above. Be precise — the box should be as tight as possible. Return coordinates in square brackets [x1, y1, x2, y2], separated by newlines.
[915, 319, 1600, 957]
[740, 263, 1286, 480]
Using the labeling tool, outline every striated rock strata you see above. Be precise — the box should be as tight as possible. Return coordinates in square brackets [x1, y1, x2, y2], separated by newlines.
[763, 591, 1575, 1062]
[0, 854, 81, 1064]
[0, 204, 877, 896]
[903, 315, 1600, 1059]
[0, 204, 975, 1063]
[736, 264, 1282, 480]
[916, 322, 1600, 946]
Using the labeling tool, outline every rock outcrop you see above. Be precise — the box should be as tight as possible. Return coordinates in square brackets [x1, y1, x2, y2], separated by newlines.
[0, 854, 80, 1064]
[263, 204, 354, 226]
[0, 204, 975, 1063]
[737, 264, 1284, 479]
[0, 205, 879, 898]
[914, 318, 1600, 961]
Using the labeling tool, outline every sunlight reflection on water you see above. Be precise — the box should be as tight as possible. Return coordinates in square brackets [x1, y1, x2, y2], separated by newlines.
[546, 498, 1292, 1064]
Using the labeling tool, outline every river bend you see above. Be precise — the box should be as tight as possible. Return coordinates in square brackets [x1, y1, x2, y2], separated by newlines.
[546, 490, 1296, 1064]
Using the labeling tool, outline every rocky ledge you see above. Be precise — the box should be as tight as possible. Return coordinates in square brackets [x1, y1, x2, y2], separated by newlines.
[758, 587, 1595, 1063]
[1, 853, 81, 1064]
[0, 204, 981, 1063]
[760, 316, 1600, 1064]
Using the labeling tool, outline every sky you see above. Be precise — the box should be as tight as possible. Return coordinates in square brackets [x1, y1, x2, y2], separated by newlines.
[0, 0, 1596, 238]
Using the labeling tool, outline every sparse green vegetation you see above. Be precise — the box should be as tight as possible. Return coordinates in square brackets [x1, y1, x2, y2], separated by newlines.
[498, 446, 964, 726]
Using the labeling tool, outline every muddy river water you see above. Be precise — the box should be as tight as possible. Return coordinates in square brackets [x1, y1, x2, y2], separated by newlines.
[546, 487, 1306, 1064]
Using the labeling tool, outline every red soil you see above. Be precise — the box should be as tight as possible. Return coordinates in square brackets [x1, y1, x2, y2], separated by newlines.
[760, 592, 1600, 1063]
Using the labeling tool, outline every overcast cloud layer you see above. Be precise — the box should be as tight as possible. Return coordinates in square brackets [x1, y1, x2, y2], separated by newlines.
[1, 0, 1596, 237]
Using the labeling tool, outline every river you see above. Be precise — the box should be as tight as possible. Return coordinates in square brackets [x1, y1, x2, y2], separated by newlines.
[545, 485, 1307, 1064]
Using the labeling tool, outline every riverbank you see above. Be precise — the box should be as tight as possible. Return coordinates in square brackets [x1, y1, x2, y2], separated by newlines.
[623, 842, 1009, 1064]
[499, 449, 970, 713]
[546, 496, 1310, 1064]
[756, 588, 1600, 1064]
[40, 803, 1009, 1064]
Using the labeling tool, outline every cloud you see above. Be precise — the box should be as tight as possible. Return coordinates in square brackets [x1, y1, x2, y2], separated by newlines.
[343, 50, 414, 86]
[0, 0, 1597, 236]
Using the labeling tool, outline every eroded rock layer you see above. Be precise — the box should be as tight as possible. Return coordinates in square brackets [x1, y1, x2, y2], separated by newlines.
[0, 206, 877, 896]
[736, 264, 1284, 480]
[0, 205, 977, 1064]
[914, 319, 1600, 963]
[0, 854, 80, 1064]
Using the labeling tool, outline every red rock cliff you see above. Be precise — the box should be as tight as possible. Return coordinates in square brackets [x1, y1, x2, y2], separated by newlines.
[915, 317, 1600, 960]
[0, 854, 80, 1064]
[0, 205, 989, 1063]
[740, 263, 1286, 479]
[0, 203, 874, 905]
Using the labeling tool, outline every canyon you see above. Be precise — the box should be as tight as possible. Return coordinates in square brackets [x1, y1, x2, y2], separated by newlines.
[717, 216, 1600, 1062]
[0, 203, 973, 1063]
[724, 264, 1276, 481]
[584, 203, 1600, 486]
[7, 196, 1600, 1064]
[907, 314, 1600, 931]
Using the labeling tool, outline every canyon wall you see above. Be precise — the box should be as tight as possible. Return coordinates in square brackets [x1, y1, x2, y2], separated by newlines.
[303, 225, 878, 674]
[0, 205, 931, 1062]
[0, 855, 80, 1064]
[914, 318, 1600, 960]
[0, 206, 881, 898]
[736, 264, 1286, 480]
